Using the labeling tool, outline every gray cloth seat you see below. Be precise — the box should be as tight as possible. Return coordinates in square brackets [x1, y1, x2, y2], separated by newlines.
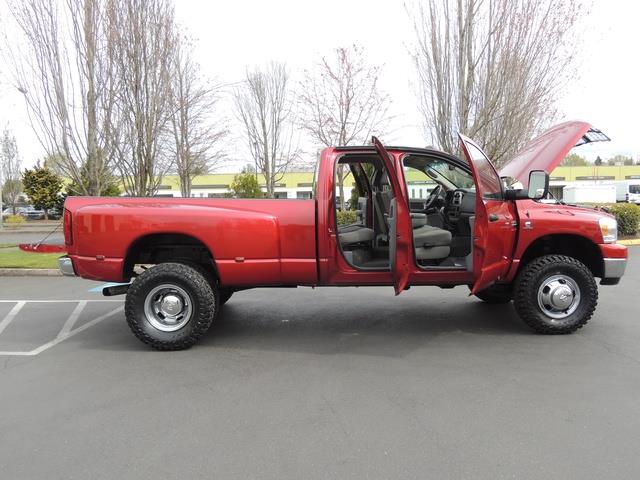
[413, 224, 452, 260]
[339, 226, 375, 245]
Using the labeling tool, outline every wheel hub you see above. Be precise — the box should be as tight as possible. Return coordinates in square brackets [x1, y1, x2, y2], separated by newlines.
[537, 274, 581, 320]
[143, 284, 193, 332]
[160, 294, 183, 317]
[549, 285, 574, 310]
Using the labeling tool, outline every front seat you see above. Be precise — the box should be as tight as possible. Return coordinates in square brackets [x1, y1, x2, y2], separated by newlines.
[412, 224, 452, 260]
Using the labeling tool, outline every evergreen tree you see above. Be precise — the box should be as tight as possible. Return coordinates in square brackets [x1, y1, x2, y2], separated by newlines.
[22, 164, 63, 219]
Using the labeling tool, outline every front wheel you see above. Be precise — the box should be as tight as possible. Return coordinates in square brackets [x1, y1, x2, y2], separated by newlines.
[513, 255, 597, 334]
[125, 263, 218, 350]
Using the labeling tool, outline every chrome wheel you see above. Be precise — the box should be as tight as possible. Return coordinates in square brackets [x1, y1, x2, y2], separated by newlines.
[537, 274, 581, 320]
[143, 284, 193, 332]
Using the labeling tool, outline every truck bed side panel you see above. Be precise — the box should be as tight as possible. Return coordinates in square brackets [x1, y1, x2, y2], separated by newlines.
[65, 198, 317, 286]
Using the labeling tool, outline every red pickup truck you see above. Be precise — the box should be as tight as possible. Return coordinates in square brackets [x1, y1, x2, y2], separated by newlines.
[59, 121, 627, 350]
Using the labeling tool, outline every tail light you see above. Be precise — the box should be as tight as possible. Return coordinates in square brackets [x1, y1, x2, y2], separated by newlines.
[63, 209, 73, 245]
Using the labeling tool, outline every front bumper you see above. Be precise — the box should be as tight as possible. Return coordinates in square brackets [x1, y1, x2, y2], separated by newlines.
[58, 256, 76, 276]
[598, 243, 627, 285]
[603, 257, 627, 277]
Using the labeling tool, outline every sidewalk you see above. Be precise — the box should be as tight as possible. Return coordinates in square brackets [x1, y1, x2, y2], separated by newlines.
[618, 238, 640, 246]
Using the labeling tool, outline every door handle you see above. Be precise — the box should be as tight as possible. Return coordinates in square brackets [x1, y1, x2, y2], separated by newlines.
[489, 213, 499, 222]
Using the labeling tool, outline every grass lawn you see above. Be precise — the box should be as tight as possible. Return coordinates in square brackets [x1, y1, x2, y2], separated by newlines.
[0, 245, 60, 269]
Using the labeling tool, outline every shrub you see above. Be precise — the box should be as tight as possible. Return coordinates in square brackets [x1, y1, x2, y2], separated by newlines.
[607, 203, 640, 236]
[336, 210, 357, 226]
[4, 214, 26, 226]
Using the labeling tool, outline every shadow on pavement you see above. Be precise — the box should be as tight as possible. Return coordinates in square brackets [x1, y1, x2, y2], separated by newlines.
[87, 288, 532, 356]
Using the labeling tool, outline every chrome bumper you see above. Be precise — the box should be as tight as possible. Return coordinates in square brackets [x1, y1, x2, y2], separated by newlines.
[601, 257, 627, 285]
[58, 256, 76, 276]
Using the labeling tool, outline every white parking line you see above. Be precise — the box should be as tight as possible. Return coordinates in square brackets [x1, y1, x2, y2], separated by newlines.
[30, 305, 124, 356]
[57, 300, 87, 339]
[0, 300, 122, 303]
[0, 302, 124, 356]
[0, 301, 26, 335]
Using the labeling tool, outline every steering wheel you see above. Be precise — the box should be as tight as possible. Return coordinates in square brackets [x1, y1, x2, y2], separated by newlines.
[424, 185, 443, 211]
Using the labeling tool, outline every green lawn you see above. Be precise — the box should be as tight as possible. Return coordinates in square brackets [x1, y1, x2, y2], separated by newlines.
[0, 245, 61, 269]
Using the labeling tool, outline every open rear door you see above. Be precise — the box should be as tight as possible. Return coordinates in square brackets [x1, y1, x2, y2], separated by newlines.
[458, 134, 517, 295]
[372, 136, 412, 295]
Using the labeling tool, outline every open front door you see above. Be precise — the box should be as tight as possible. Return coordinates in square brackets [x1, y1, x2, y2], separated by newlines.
[458, 134, 517, 295]
[372, 136, 412, 295]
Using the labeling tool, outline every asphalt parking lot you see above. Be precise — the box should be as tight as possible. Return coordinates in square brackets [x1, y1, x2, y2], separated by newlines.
[0, 249, 639, 479]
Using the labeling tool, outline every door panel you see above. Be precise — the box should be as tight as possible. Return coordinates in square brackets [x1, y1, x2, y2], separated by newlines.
[471, 200, 517, 293]
[458, 134, 517, 294]
[372, 137, 411, 295]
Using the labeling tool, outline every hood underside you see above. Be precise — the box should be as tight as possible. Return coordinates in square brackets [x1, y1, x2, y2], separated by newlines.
[499, 121, 610, 186]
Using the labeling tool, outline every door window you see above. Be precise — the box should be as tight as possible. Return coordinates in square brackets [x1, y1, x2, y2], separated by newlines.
[463, 143, 502, 199]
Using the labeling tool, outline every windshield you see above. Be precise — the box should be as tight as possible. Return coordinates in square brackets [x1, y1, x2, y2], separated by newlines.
[403, 155, 474, 190]
[430, 160, 475, 189]
[629, 184, 640, 194]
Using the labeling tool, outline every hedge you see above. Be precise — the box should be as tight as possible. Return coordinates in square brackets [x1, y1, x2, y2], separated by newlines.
[336, 210, 357, 226]
[606, 203, 640, 236]
[4, 215, 26, 226]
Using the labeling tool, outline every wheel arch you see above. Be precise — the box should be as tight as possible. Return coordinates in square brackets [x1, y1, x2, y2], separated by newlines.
[517, 234, 603, 279]
[123, 232, 218, 280]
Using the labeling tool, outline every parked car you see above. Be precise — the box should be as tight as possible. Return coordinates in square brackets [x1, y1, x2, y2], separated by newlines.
[47, 208, 62, 220]
[20, 206, 46, 220]
[59, 121, 628, 350]
[2, 206, 31, 218]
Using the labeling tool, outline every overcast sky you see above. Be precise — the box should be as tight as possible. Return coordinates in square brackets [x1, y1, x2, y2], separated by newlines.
[1, 0, 639, 170]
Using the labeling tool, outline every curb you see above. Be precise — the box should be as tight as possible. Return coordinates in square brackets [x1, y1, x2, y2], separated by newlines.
[0, 268, 61, 276]
[618, 239, 640, 246]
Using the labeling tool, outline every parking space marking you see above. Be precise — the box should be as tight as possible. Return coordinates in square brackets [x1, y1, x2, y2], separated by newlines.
[57, 300, 87, 339]
[29, 305, 123, 356]
[0, 301, 26, 335]
[0, 302, 124, 357]
[0, 300, 122, 303]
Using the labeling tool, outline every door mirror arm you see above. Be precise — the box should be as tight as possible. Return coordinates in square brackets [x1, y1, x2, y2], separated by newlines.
[504, 171, 549, 200]
[505, 189, 530, 200]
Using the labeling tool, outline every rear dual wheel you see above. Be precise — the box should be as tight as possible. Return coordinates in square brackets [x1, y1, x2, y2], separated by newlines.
[125, 263, 218, 350]
[219, 288, 233, 306]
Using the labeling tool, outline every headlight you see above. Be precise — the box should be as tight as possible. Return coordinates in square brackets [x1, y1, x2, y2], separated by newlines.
[599, 217, 617, 243]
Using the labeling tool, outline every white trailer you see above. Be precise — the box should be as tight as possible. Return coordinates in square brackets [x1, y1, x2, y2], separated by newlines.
[562, 184, 616, 204]
[610, 181, 640, 203]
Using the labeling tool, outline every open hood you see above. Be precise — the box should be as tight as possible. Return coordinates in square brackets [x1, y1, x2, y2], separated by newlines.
[499, 121, 610, 186]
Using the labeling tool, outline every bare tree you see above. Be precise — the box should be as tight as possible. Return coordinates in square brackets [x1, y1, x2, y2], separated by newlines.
[0, 127, 23, 214]
[169, 36, 227, 198]
[412, 0, 581, 167]
[234, 63, 299, 198]
[300, 44, 391, 210]
[107, 0, 176, 196]
[5, 0, 118, 195]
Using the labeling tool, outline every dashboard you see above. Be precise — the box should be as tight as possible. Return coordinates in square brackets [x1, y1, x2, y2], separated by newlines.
[444, 188, 476, 223]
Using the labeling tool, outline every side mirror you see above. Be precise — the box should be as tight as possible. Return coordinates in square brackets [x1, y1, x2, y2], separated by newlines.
[528, 170, 549, 200]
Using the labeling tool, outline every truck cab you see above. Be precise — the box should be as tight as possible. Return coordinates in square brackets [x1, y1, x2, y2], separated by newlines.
[317, 122, 626, 294]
